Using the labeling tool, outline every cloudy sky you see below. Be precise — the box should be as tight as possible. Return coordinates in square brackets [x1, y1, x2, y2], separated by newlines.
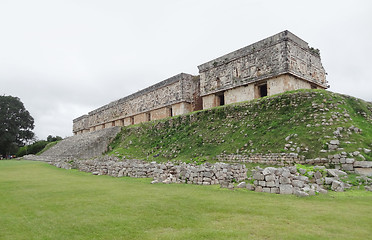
[1, 0, 371, 140]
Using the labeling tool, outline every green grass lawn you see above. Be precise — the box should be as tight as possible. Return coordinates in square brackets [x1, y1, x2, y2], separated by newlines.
[1, 160, 372, 240]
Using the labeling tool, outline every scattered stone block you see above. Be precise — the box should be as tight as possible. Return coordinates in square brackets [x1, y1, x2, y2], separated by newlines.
[314, 171, 322, 179]
[354, 168, 372, 177]
[237, 182, 246, 188]
[246, 183, 255, 191]
[294, 190, 309, 197]
[327, 169, 347, 177]
[279, 185, 293, 195]
[331, 180, 344, 192]
[324, 177, 334, 185]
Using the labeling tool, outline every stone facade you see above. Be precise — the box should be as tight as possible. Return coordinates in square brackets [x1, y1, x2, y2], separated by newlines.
[73, 73, 199, 134]
[198, 30, 328, 109]
[73, 30, 328, 135]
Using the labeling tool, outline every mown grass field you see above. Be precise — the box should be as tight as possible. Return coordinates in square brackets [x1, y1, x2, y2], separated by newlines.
[1, 160, 372, 240]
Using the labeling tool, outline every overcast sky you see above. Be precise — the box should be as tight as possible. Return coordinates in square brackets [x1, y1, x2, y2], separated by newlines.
[1, 0, 371, 140]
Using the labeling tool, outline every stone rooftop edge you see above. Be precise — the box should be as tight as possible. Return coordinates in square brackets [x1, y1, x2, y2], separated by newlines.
[197, 30, 310, 73]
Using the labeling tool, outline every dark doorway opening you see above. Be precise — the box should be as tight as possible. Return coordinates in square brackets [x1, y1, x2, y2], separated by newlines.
[259, 84, 267, 97]
[311, 84, 317, 89]
[217, 92, 225, 106]
[169, 107, 173, 117]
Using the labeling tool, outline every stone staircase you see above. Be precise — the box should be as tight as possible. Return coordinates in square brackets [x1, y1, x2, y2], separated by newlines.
[40, 127, 121, 159]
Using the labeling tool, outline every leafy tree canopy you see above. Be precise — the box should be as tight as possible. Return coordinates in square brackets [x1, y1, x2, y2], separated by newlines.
[47, 135, 62, 142]
[0, 95, 34, 156]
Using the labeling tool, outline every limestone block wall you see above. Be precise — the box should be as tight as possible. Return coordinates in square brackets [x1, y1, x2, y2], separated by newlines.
[28, 155, 247, 185]
[225, 85, 255, 105]
[73, 73, 199, 134]
[198, 30, 328, 109]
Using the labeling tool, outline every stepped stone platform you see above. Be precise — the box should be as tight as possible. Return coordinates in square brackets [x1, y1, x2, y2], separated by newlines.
[39, 127, 121, 160]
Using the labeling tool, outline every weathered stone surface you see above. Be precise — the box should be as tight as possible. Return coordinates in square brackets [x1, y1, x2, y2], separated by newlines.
[280, 185, 293, 195]
[262, 167, 276, 176]
[318, 188, 328, 194]
[314, 171, 323, 180]
[354, 168, 372, 177]
[331, 180, 344, 192]
[246, 183, 255, 191]
[345, 158, 355, 164]
[341, 164, 354, 171]
[292, 180, 304, 188]
[253, 172, 265, 181]
[237, 182, 247, 188]
[327, 169, 347, 177]
[266, 181, 276, 187]
[354, 161, 372, 168]
[198, 30, 327, 99]
[265, 174, 276, 182]
[294, 190, 309, 197]
[73, 73, 197, 134]
[324, 177, 334, 185]
[255, 186, 263, 192]
[41, 127, 121, 159]
[279, 176, 291, 184]
[270, 187, 280, 194]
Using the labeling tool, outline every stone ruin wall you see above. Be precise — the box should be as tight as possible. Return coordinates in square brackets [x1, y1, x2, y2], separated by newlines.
[73, 30, 328, 134]
[73, 73, 199, 134]
[197, 31, 328, 109]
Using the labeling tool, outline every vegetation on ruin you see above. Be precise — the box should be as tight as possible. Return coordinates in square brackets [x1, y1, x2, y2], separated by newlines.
[107, 89, 372, 163]
[1, 160, 371, 240]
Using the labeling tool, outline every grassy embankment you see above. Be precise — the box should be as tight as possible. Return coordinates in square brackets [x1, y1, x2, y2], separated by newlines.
[1, 160, 371, 240]
[107, 89, 372, 163]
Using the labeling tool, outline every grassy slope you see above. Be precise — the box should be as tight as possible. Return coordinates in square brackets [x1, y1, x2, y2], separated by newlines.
[107, 89, 372, 163]
[1, 160, 372, 240]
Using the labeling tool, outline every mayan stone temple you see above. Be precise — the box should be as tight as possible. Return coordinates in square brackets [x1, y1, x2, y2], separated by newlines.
[73, 30, 328, 135]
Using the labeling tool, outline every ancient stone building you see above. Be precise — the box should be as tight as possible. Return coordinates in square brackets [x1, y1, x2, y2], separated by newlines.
[73, 30, 328, 135]
[73, 73, 200, 135]
[197, 30, 328, 109]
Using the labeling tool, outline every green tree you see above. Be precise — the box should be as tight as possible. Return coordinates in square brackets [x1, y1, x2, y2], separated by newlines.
[0, 95, 34, 157]
[47, 135, 62, 142]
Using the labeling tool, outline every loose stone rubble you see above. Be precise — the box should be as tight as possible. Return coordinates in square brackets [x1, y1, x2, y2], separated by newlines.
[234, 166, 357, 196]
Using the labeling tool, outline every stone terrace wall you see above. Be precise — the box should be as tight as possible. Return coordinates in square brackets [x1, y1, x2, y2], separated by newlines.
[197, 30, 327, 97]
[218, 153, 372, 176]
[35, 156, 247, 185]
[73, 73, 197, 133]
[218, 153, 306, 165]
